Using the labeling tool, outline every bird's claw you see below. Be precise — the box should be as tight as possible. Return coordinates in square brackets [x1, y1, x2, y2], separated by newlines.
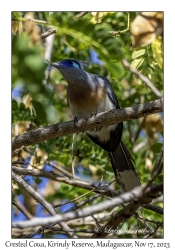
[95, 126, 103, 132]
[91, 111, 98, 117]
[74, 116, 79, 128]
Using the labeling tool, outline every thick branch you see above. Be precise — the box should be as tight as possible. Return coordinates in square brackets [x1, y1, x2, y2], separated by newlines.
[12, 172, 77, 238]
[12, 98, 163, 152]
[12, 166, 163, 215]
[12, 166, 120, 198]
[92, 184, 163, 238]
[12, 184, 162, 229]
[12, 172, 56, 215]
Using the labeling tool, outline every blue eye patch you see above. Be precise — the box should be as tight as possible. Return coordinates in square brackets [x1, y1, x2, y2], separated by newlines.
[64, 60, 80, 69]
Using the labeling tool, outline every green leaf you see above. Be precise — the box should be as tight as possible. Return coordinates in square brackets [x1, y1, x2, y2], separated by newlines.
[151, 36, 163, 69]
[151, 143, 163, 153]
[12, 12, 23, 18]
[32, 100, 47, 122]
[132, 47, 146, 59]
[59, 183, 73, 194]
[110, 61, 125, 79]
[131, 58, 144, 69]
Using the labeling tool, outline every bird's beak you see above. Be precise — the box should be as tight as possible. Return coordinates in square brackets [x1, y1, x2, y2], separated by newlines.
[51, 62, 61, 69]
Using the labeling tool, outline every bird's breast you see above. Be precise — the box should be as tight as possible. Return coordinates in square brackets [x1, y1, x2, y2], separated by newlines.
[67, 83, 107, 117]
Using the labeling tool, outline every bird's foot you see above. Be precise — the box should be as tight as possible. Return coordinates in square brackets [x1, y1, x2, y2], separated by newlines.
[74, 116, 79, 128]
[90, 111, 103, 132]
[91, 110, 98, 117]
[96, 126, 103, 132]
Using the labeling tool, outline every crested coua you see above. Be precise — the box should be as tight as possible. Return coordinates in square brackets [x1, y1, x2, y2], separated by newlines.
[52, 58, 140, 191]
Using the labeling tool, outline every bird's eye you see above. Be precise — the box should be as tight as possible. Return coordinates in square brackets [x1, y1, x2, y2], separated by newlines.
[68, 60, 73, 65]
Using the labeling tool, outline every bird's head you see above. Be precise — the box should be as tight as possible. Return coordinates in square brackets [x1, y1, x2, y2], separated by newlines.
[51, 58, 85, 71]
[51, 58, 89, 83]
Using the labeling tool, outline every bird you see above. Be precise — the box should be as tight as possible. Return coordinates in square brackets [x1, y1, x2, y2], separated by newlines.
[51, 58, 140, 191]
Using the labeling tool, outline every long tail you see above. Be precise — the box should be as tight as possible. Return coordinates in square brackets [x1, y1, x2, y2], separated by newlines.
[108, 141, 140, 191]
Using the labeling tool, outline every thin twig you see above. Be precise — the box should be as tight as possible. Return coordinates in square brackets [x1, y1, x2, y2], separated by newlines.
[44, 225, 96, 234]
[144, 203, 163, 215]
[12, 17, 49, 25]
[24, 227, 44, 239]
[75, 12, 89, 18]
[122, 59, 163, 98]
[134, 213, 153, 232]
[71, 134, 76, 179]
[133, 140, 148, 153]
[12, 198, 33, 220]
[66, 194, 101, 212]
[143, 221, 163, 238]
[41, 28, 57, 39]
[109, 13, 130, 36]
[12, 166, 120, 197]
[144, 148, 163, 190]
[12, 160, 28, 165]
[53, 189, 95, 208]
[127, 120, 133, 145]
[131, 116, 146, 143]
[12, 227, 44, 237]
[12, 98, 163, 152]
[91, 214, 101, 227]
[135, 214, 162, 226]
[71, 156, 76, 179]
[46, 161, 84, 181]
[98, 160, 109, 186]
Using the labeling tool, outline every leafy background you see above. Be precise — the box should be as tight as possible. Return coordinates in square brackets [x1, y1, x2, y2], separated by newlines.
[12, 11, 163, 238]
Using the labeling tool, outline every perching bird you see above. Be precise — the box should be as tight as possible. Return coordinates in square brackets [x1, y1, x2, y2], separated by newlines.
[52, 58, 140, 191]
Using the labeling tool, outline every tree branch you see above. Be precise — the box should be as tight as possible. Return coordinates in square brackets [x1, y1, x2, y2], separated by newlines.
[75, 12, 89, 18]
[144, 148, 163, 190]
[12, 166, 120, 198]
[12, 172, 77, 238]
[41, 28, 57, 39]
[122, 59, 163, 98]
[66, 194, 101, 212]
[12, 17, 49, 25]
[144, 204, 163, 215]
[12, 98, 163, 152]
[109, 13, 130, 36]
[12, 183, 162, 229]
[92, 184, 163, 238]
[12, 198, 33, 220]
[53, 190, 96, 208]
[143, 221, 163, 239]
[12, 172, 56, 215]
[12, 166, 163, 215]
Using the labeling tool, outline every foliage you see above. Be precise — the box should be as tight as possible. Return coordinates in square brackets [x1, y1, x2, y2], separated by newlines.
[12, 11, 163, 239]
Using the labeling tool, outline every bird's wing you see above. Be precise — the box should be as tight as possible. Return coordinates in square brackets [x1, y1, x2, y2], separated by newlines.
[100, 76, 120, 109]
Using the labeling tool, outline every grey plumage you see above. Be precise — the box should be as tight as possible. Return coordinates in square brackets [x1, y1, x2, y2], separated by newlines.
[52, 58, 140, 191]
